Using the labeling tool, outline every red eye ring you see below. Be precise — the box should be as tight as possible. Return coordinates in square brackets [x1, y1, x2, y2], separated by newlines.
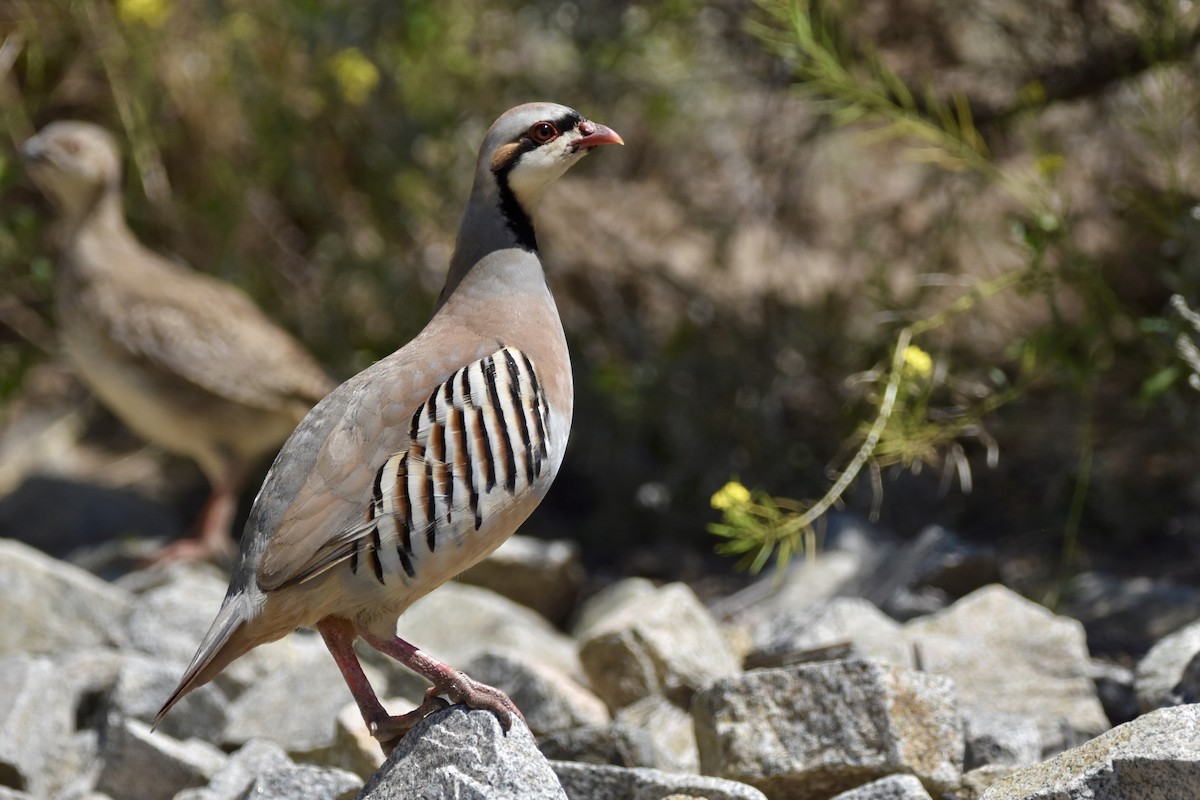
[529, 122, 558, 144]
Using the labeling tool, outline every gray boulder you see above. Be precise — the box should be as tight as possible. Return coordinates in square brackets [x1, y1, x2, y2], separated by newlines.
[460, 651, 610, 736]
[95, 715, 226, 800]
[903, 584, 1108, 753]
[613, 695, 699, 773]
[955, 765, 1023, 800]
[394, 582, 582, 681]
[119, 562, 228, 665]
[1134, 617, 1200, 712]
[0, 654, 77, 797]
[110, 652, 229, 742]
[357, 705, 568, 799]
[961, 709, 1041, 770]
[172, 739, 294, 800]
[236, 765, 362, 800]
[578, 582, 740, 709]
[120, 566, 331, 704]
[980, 705, 1200, 799]
[693, 659, 963, 800]
[571, 578, 660, 639]
[221, 635, 357, 756]
[0, 539, 131, 656]
[829, 774, 933, 800]
[552, 761, 767, 800]
[457, 535, 584, 625]
[537, 722, 658, 767]
[748, 597, 913, 669]
[711, 551, 865, 628]
[304, 703, 387, 778]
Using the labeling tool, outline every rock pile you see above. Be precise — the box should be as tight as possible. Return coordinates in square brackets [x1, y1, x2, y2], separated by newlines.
[0, 526, 1197, 800]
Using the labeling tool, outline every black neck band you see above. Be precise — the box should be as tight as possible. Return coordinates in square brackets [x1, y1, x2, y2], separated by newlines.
[493, 166, 538, 252]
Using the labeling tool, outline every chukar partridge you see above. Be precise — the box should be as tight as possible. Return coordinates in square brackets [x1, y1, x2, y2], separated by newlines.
[154, 103, 622, 749]
[20, 121, 335, 563]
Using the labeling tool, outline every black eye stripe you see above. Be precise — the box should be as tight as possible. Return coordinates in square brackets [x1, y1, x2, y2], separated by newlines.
[519, 111, 582, 148]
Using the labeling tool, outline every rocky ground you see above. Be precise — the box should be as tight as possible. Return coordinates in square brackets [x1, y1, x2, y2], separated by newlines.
[2, 520, 1200, 800]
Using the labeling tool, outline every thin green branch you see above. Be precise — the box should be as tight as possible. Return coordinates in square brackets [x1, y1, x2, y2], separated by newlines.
[753, 0, 1054, 215]
[710, 328, 912, 572]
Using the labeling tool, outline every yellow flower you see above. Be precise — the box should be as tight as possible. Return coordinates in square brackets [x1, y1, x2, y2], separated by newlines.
[902, 345, 933, 378]
[711, 481, 751, 510]
[328, 47, 380, 107]
[1035, 153, 1066, 177]
[117, 0, 171, 27]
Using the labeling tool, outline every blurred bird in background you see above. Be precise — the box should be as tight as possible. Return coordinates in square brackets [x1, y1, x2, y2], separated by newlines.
[20, 121, 335, 563]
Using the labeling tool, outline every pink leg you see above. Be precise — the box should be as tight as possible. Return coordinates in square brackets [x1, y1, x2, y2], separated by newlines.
[317, 618, 448, 753]
[194, 482, 239, 555]
[359, 628, 525, 731]
[149, 481, 239, 566]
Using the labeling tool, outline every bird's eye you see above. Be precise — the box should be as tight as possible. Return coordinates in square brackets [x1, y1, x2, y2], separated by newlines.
[528, 122, 558, 144]
[61, 138, 82, 155]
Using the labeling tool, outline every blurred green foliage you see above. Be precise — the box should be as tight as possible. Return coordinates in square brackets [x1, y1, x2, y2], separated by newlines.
[707, 0, 1200, 584]
[2, 0, 1200, 585]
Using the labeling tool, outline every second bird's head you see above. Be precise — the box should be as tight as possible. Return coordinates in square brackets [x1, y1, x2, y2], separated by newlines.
[20, 121, 123, 220]
[477, 102, 623, 214]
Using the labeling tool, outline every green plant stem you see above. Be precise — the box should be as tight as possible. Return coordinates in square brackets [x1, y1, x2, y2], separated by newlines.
[909, 269, 1029, 337]
[1049, 379, 1095, 607]
[772, 326, 912, 542]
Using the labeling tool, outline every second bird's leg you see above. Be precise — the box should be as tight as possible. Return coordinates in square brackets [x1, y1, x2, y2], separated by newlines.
[359, 628, 526, 732]
[317, 618, 448, 754]
[148, 471, 241, 566]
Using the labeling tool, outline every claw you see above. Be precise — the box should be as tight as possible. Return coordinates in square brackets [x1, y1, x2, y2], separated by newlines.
[370, 690, 451, 755]
[443, 670, 524, 732]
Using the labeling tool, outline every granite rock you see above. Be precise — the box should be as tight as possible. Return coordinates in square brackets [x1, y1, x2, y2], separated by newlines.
[748, 597, 913, 669]
[95, 715, 226, 800]
[0, 539, 131, 656]
[172, 739, 293, 800]
[961, 709, 1041, 770]
[235, 764, 362, 800]
[0, 654, 77, 797]
[357, 705, 568, 799]
[552, 761, 768, 800]
[578, 582, 740, 709]
[1134, 617, 1200, 712]
[614, 694, 699, 773]
[693, 659, 963, 799]
[829, 774, 934, 800]
[394, 582, 582, 681]
[458, 535, 584, 625]
[979, 705, 1200, 800]
[904, 584, 1108, 753]
[460, 650, 610, 736]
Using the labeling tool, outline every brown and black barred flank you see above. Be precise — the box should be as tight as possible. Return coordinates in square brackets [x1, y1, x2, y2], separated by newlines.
[351, 346, 551, 585]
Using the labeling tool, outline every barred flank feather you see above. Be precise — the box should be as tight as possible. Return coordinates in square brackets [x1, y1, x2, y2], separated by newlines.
[352, 346, 550, 585]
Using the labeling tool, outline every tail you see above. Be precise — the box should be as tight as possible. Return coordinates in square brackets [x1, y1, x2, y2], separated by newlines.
[153, 590, 259, 728]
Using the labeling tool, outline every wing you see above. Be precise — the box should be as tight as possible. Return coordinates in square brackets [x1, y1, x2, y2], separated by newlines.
[256, 345, 552, 591]
[91, 253, 333, 410]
